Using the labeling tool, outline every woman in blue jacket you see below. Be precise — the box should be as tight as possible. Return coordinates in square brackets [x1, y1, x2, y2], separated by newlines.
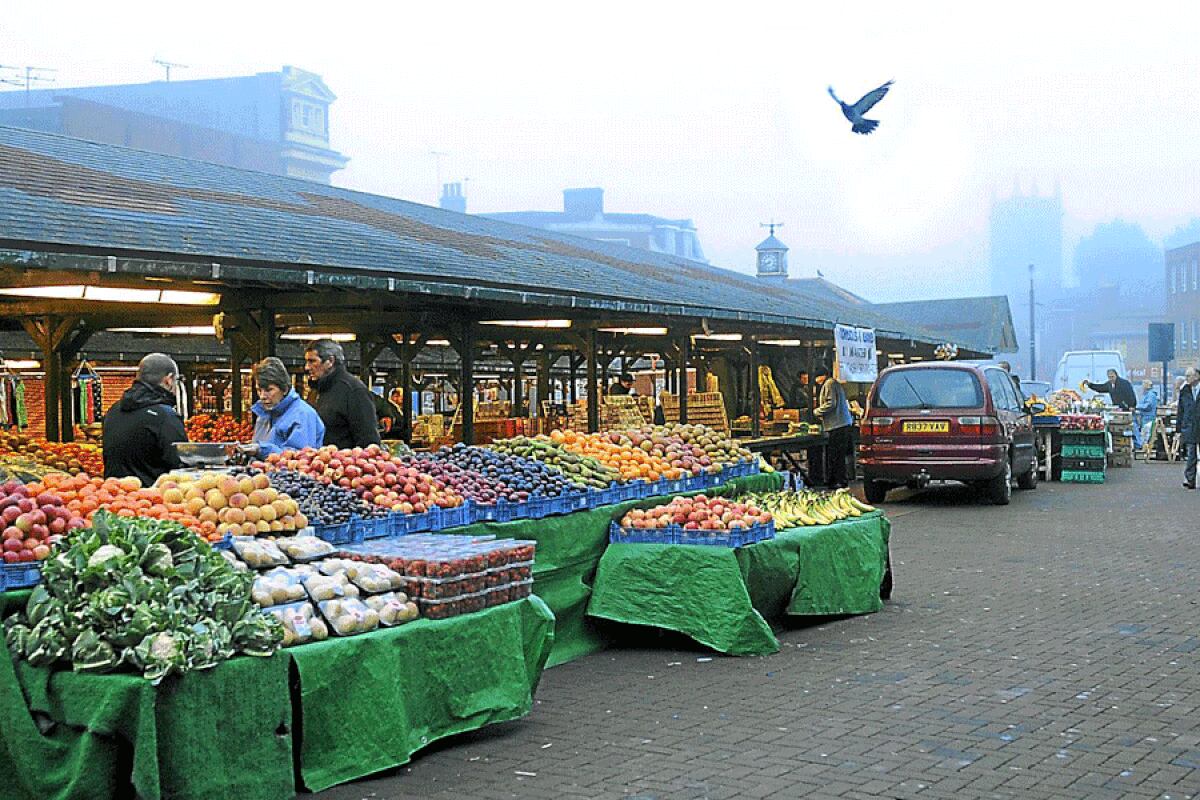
[243, 357, 325, 456]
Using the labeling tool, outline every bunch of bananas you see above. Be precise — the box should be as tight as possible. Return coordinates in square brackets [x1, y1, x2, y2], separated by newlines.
[742, 489, 875, 528]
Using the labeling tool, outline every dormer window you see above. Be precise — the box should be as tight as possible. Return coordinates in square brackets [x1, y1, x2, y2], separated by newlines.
[291, 100, 326, 136]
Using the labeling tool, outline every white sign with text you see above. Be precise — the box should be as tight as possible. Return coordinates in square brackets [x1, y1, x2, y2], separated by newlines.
[834, 325, 878, 383]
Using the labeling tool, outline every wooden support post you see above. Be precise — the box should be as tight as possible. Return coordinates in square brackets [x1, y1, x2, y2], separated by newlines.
[259, 308, 276, 359]
[21, 316, 89, 442]
[586, 329, 599, 433]
[697, 355, 709, 395]
[512, 357, 525, 418]
[568, 357, 580, 403]
[230, 341, 244, 420]
[749, 338, 761, 438]
[400, 357, 413, 444]
[677, 334, 691, 424]
[459, 322, 476, 445]
[536, 354, 552, 418]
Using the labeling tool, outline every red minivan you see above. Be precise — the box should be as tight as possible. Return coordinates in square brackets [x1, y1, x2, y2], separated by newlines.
[858, 362, 1043, 505]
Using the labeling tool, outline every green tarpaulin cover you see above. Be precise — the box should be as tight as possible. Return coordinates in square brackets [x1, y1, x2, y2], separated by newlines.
[292, 594, 555, 792]
[0, 594, 555, 799]
[454, 471, 785, 665]
[587, 511, 890, 656]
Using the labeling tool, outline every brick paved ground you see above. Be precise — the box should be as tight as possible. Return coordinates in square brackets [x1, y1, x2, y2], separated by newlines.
[318, 463, 1200, 800]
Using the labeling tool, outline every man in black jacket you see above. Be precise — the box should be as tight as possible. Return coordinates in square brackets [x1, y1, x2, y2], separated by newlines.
[1179, 367, 1200, 489]
[304, 339, 383, 450]
[102, 353, 188, 486]
[1085, 369, 1137, 410]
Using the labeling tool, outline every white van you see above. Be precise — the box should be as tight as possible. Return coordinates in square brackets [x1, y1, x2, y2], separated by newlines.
[1053, 350, 1128, 396]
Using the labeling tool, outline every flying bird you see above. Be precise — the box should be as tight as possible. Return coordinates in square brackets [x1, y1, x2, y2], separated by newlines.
[827, 80, 894, 135]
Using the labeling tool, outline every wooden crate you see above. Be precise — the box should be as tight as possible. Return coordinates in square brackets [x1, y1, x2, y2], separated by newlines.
[660, 392, 730, 434]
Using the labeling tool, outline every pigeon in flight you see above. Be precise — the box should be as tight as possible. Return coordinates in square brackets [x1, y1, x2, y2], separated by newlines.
[828, 80, 894, 135]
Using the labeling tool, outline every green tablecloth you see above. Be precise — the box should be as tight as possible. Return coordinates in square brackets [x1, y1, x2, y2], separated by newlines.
[292, 594, 555, 792]
[456, 471, 785, 665]
[586, 511, 891, 657]
[0, 594, 555, 800]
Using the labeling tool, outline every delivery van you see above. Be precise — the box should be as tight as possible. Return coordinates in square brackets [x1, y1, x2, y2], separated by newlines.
[1052, 351, 1128, 396]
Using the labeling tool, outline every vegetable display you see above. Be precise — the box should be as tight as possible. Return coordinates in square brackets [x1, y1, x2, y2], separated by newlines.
[3, 511, 282, 682]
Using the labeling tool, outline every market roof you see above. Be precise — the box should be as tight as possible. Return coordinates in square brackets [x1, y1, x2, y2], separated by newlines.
[874, 295, 1019, 354]
[0, 125, 965, 347]
[788, 277, 871, 308]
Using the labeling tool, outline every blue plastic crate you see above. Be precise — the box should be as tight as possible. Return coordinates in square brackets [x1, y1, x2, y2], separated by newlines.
[212, 534, 233, 551]
[437, 502, 472, 530]
[564, 491, 590, 513]
[526, 495, 555, 519]
[311, 520, 361, 546]
[354, 516, 391, 540]
[0, 561, 42, 590]
[665, 477, 688, 495]
[608, 519, 775, 548]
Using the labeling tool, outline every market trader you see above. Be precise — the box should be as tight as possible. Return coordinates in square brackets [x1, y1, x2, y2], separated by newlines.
[304, 339, 383, 450]
[813, 365, 854, 489]
[240, 357, 325, 456]
[1179, 367, 1200, 490]
[102, 353, 188, 486]
[1133, 379, 1159, 449]
[1084, 369, 1137, 411]
[607, 373, 636, 396]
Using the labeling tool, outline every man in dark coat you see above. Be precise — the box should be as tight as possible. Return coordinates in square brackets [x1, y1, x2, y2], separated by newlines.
[304, 339, 383, 450]
[102, 353, 188, 486]
[1085, 369, 1138, 410]
[1179, 367, 1200, 490]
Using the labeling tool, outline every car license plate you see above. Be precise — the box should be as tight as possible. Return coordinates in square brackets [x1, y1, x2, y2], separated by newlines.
[902, 421, 949, 433]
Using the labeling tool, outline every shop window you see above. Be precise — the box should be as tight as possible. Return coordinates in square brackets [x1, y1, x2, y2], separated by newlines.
[1193, 259, 1198, 291]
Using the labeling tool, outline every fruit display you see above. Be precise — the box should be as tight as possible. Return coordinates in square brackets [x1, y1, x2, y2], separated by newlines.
[2, 512, 282, 682]
[154, 471, 308, 539]
[396, 455, 505, 505]
[317, 597, 380, 636]
[363, 592, 419, 626]
[619, 494, 772, 532]
[489, 436, 622, 489]
[267, 470, 387, 527]
[0, 432, 103, 477]
[255, 445, 465, 514]
[0, 480, 87, 563]
[430, 444, 576, 502]
[29, 473, 211, 540]
[1059, 414, 1105, 431]
[337, 534, 537, 619]
[550, 423, 753, 483]
[184, 413, 254, 443]
[741, 489, 875, 527]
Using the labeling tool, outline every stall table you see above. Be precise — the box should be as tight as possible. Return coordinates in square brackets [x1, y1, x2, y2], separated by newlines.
[586, 511, 891, 657]
[455, 471, 785, 666]
[739, 433, 828, 485]
[0, 594, 555, 800]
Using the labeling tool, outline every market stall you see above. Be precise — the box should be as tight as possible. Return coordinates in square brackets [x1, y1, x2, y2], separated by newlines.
[0, 592, 553, 800]
[587, 502, 889, 657]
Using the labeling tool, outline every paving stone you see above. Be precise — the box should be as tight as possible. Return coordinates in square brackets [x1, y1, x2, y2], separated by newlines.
[316, 466, 1200, 800]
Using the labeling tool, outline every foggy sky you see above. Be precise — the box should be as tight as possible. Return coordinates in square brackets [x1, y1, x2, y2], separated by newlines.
[3, 2, 1200, 302]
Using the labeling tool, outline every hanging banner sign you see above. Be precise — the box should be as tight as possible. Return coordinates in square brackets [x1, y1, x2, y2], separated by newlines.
[834, 325, 878, 383]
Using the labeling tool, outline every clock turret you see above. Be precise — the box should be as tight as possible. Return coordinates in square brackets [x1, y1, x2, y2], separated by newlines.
[755, 222, 789, 280]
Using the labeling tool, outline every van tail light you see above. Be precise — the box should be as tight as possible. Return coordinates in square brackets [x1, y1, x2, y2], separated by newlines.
[864, 416, 894, 435]
[957, 415, 1000, 436]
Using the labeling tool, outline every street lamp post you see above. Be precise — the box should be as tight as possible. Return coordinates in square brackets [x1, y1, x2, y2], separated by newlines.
[1029, 263, 1037, 381]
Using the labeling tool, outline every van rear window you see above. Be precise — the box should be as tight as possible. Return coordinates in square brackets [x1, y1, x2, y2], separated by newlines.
[876, 369, 983, 409]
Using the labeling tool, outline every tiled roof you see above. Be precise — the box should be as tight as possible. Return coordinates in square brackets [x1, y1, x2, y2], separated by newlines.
[0, 125, 958, 345]
[875, 295, 1019, 354]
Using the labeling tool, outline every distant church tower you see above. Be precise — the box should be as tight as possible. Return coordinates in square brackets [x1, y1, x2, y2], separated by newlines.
[755, 223, 789, 280]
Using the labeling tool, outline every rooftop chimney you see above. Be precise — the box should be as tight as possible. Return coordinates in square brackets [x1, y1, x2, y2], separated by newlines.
[563, 188, 603, 221]
[440, 182, 466, 214]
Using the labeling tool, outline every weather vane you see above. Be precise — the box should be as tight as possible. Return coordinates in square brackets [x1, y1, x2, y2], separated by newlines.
[760, 220, 784, 236]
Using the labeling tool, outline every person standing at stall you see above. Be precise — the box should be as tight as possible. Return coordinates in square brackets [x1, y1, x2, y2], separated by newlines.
[304, 339, 382, 450]
[607, 373, 635, 396]
[102, 353, 188, 485]
[239, 357, 325, 457]
[1133, 379, 1159, 450]
[1179, 367, 1200, 490]
[813, 365, 853, 489]
[1084, 369, 1137, 410]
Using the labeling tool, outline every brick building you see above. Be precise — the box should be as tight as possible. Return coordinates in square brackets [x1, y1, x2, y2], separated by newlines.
[1166, 241, 1200, 367]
